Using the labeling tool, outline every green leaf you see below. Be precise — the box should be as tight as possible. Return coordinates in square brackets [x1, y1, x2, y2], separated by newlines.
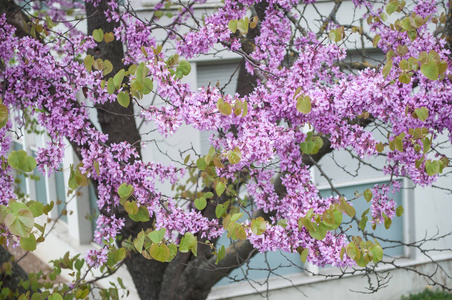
[68, 168, 78, 190]
[167, 243, 177, 262]
[227, 147, 242, 164]
[129, 206, 150, 222]
[359, 215, 368, 231]
[340, 247, 345, 261]
[237, 18, 248, 35]
[27, 201, 44, 218]
[363, 189, 373, 202]
[298, 216, 315, 232]
[124, 201, 139, 215]
[179, 237, 190, 253]
[215, 204, 226, 219]
[74, 258, 84, 271]
[196, 157, 207, 171]
[20, 233, 36, 251]
[422, 137, 431, 153]
[179, 60, 191, 76]
[425, 160, 441, 176]
[438, 60, 448, 75]
[234, 224, 247, 240]
[106, 78, 115, 95]
[384, 214, 392, 229]
[251, 217, 267, 235]
[136, 62, 149, 86]
[382, 59, 393, 78]
[117, 183, 134, 198]
[217, 98, 232, 116]
[117, 91, 130, 108]
[312, 136, 324, 154]
[8, 150, 28, 171]
[5, 204, 34, 237]
[309, 222, 328, 240]
[300, 141, 316, 154]
[346, 242, 360, 260]
[372, 34, 381, 47]
[296, 95, 311, 114]
[242, 100, 248, 117]
[148, 228, 166, 243]
[399, 73, 411, 84]
[421, 61, 439, 80]
[182, 232, 197, 256]
[194, 197, 207, 211]
[332, 209, 343, 228]
[84, 55, 94, 72]
[76, 289, 90, 299]
[300, 248, 308, 263]
[102, 59, 113, 76]
[141, 78, 153, 95]
[215, 181, 225, 197]
[45, 15, 55, 28]
[415, 107, 429, 121]
[130, 79, 142, 91]
[204, 192, 214, 199]
[114, 69, 125, 89]
[370, 244, 383, 263]
[48, 293, 63, 300]
[322, 209, 336, 229]
[339, 197, 356, 217]
[385, 1, 398, 15]
[394, 136, 403, 152]
[93, 28, 104, 42]
[21, 156, 37, 172]
[228, 19, 238, 33]
[396, 205, 404, 217]
[154, 10, 164, 18]
[134, 230, 145, 253]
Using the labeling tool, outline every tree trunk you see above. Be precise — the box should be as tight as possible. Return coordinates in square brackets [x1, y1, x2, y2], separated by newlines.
[0, 246, 30, 295]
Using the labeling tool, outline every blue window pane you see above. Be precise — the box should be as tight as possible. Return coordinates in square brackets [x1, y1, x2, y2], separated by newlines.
[54, 166, 67, 223]
[214, 238, 303, 286]
[319, 181, 404, 257]
[88, 183, 99, 235]
[32, 151, 48, 205]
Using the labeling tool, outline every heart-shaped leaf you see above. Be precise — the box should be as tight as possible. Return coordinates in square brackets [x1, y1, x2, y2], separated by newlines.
[117, 183, 134, 198]
[5, 206, 34, 237]
[148, 228, 166, 244]
[150, 243, 170, 262]
[92, 28, 104, 42]
[194, 197, 207, 211]
[421, 61, 439, 80]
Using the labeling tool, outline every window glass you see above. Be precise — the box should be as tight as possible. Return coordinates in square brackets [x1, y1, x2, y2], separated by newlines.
[88, 182, 99, 236]
[319, 181, 404, 257]
[55, 166, 68, 223]
[32, 151, 48, 205]
[197, 61, 240, 154]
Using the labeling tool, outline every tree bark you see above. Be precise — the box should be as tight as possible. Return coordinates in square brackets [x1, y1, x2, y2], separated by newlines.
[0, 246, 30, 295]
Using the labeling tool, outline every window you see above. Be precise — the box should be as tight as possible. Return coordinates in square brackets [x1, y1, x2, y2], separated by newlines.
[32, 151, 48, 206]
[88, 182, 99, 236]
[215, 238, 303, 287]
[55, 166, 68, 223]
[196, 61, 240, 154]
[319, 181, 404, 257]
